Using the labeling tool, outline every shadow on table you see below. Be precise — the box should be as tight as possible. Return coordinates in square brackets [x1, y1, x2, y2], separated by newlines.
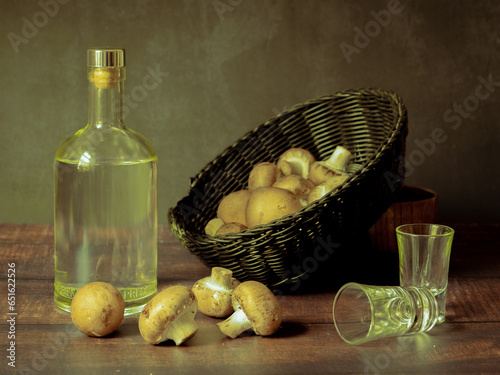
[272, 233, 400, 295]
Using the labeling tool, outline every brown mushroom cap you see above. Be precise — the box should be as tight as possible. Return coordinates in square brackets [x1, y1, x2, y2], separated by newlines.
[233, 281, 282, 336]
[245, 187, 303, 227]
[215, 222, 248, 236]
[308, 162, 339, 186]
[217, 280, 282, 338]
[273, 174, 316, 201]
[277, 148, 316, 179]
[217, 190, 251, 226]
[307, 175, 349, 204]
[192, 267, 240, 318]
[139, 285, 198, 345]
[205, 218, 225, 236]
[248, 162, 281, 190]
[308, 146, 352, 185]
[70, 282, 124, 337]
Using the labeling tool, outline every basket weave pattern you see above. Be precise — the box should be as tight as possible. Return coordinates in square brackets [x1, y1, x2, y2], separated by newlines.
[168, 88, 408, 287]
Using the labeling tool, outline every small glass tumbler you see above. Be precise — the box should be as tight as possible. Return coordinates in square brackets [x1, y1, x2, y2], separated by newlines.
[333, 283, 439, 345]
[396, 224, 454, 324]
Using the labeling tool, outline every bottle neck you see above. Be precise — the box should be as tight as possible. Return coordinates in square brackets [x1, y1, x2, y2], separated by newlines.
[87, 67, 125, 129]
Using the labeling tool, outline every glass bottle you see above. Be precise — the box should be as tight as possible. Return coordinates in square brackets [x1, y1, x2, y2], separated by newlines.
[54, 47, 158, 315]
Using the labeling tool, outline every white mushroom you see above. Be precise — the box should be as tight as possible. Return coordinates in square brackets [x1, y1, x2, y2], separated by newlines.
[245, 186, 303, 227]
[205, 218, 225, 236]
[308, 146, 352, 185]
[307, 175, 349, 204]
[215, 222, 248, 235]
[217, 190, 251, 226]
[192, 267, 241, 318]
[70, 282, 125, 337]
[273, 174, 316, 203]
[248, 162, 281, 191]
[217, 280, 282, 338]
[277, 148, 316, 179]
[138, 285, 199, 345]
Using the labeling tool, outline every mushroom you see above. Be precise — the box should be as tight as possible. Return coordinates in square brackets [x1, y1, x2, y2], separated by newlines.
[70, 282, 124, 337]
[307, 175, 349, 204]
[215, 222, 248, 236]
[248, 162, 281, 191]
[273, 174, 316, 204]
[217, 189, 251, 226]
[217, 280, 282, 338]
[139, 285, 199, 345]
[308, 146, 352, 186]
[245, 186, 303, 227]
[277, 148, 316, 179]
[192, 267, 241, 318]
[205, 217, 225, 236]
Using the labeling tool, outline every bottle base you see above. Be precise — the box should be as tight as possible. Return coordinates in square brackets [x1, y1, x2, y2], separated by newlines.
[54, 283, 157, 317]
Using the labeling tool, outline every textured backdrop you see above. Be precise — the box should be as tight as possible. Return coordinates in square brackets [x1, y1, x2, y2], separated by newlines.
[1, 0, 498, 224]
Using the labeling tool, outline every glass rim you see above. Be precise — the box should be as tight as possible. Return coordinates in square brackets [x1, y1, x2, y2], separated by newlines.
[396, 223, 455, 237]
[333, 282, 372, 345]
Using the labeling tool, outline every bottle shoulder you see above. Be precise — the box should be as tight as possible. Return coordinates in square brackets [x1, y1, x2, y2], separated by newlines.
[55, 125, 157, 164]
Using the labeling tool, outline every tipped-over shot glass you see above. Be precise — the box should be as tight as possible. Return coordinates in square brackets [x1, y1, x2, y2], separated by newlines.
[333, 282, 439, 345]
[396, 224, 454, 324]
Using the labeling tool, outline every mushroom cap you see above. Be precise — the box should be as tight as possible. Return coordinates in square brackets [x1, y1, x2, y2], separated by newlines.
[192, 267, 240, 318]
[232, 281, 282, 336]
[308, 162, 340, 186]
[277, 148, 316, 179]
[248, 162, 281, 191]
[245, 186, 303, 227]
[70, 281, 124, 337]
[139, 285, 198, 345]
[307, 175, 348, 204]
[308, 146, 352, 185]
[205, 218, 225, 236]
[217, 190, 251, 226]
[215, 222, 248, 236]
[273, 174, 316, 200]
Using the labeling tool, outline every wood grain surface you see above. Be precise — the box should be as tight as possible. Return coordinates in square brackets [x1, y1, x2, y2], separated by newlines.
[1, 223, 499, 374]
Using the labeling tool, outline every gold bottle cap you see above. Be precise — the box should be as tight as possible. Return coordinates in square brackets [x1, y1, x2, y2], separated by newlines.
[87, 47, 125, 68]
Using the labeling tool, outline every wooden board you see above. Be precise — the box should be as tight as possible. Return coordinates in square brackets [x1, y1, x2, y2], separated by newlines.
[1, 223, 499, 374]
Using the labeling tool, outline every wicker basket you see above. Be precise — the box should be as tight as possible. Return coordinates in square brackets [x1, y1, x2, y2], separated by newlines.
[168, 88, 408, 288]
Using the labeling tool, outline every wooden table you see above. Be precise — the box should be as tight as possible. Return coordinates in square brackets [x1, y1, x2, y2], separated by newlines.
[1, 223, 499, 374]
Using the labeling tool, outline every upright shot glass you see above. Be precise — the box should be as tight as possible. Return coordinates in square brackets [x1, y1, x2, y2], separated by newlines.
[396, 224, 454, 324]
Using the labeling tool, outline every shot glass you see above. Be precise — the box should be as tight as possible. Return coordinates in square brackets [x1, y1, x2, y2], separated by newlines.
[333, 282, 439, 345]
[396, 224, 454, 324]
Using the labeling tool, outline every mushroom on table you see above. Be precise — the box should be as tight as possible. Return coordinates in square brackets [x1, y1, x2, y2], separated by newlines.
[217, 280, 282, 338]
[138, 285, 199, 345]
[71, 281, 125, 337]
[192, 267, 240, 318]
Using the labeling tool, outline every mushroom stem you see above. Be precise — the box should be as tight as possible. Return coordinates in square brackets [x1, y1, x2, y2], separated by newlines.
[211, 267, 234, 288]
[163, 307, 199, 346]
[325, 146, 352, 172]
[217, 307, 253, 339]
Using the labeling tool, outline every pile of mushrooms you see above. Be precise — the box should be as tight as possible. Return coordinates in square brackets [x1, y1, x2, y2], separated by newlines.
[137, 267, 282, 345]
[192, 267, 283, 339]
[205, 145, 353, 235]
[71, 269, 281, 345]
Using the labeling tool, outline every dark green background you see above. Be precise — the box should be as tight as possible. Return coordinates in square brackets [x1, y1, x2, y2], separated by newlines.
[1, 0, 498, 224]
